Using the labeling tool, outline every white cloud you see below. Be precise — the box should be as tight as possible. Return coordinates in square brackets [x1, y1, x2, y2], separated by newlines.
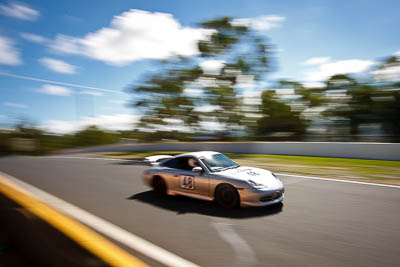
[191, 77, 218, 88]
[236, 74, 255, 89]
[163, 118, 183, 124]
[302, 81, 325, 88]
[231, 15, 285, 31]
[304, 59, 376, 83]
[3, 102, 27, 108]
[39, 57, 77, 74]
[0, 36, 22, 65]
[50, 34, 81, 54]
[0, 2, 39, 21]
[42, 120, 77, 134]
[372, 65, 400, 82]
[395, 50, 400, 57]
[199, 60, 225, 75]
[87, 114, 138, 131]
[42, 114, 139, 134]
[193, 105, 220, 112]
[199, 120, 225, 132]
[49, 9, 214, 66]
[79, 90, 103, 96]
[157, 124, 191, 133]
[183, 88, 203, 95]
[241, 90, 262, 105]
[38, 84, 72, 96]
[20, 32, 46, 43]
[302, 57, 331, 65]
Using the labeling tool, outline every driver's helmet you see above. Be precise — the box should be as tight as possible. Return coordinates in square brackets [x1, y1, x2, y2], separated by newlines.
[188, 158, 198, 167]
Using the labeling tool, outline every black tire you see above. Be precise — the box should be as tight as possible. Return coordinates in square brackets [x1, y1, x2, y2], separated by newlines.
[153, 176, 167, 197]
[215, 184, 240, 209]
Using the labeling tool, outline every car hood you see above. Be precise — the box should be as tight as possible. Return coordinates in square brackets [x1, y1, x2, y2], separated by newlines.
[216, 166, 282, 188]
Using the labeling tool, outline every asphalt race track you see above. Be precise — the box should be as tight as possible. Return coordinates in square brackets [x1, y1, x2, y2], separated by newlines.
[1, 156, 399, 267]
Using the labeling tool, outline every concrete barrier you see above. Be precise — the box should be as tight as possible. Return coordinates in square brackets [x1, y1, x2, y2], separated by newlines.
[77, 142, 400, 161]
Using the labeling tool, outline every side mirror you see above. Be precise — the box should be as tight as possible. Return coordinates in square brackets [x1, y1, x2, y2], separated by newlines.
[192, 166, 203, 172]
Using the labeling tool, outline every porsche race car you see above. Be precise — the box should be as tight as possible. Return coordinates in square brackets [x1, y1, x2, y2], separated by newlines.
[143, 151, 284, 208]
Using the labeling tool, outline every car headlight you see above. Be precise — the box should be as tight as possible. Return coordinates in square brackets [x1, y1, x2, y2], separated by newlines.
[247, 179, 268, 189]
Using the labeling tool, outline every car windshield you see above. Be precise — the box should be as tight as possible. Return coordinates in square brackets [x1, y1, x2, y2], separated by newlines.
[200, 153, 239, 172]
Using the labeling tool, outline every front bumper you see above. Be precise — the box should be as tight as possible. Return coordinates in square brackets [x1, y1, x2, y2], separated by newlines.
[238, 187, 285, 207]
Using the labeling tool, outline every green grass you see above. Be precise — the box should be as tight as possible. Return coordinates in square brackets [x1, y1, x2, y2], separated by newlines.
[223, 153, 400, 168]
[97, 151, 400, 185]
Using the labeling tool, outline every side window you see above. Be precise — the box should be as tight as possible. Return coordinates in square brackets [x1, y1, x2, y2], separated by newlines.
[162, 157, 198, 171]
[162, 158, 180, 169]
[179, 157, 195, 171]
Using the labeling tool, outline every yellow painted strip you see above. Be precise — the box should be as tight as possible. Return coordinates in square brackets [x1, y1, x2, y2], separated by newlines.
[0, 174, 148, 267]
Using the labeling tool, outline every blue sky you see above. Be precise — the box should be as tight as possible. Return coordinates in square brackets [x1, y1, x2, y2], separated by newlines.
[0, 0, 399, 133]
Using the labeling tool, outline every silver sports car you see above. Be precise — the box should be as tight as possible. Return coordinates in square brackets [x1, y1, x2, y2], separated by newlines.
[143, 151, 284, 208]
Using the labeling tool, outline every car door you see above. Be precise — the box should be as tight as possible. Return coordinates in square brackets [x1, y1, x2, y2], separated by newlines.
[173, 157, 210, 198]
[159, 158, 183, 191]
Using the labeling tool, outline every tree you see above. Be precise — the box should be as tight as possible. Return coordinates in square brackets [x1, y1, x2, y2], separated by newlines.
[134, 65, 202, 136]
[278, 80, 326, 107]
[319, 61, 400, 141]
[73, 126, 119, 146]
[131, 16, 273, 140]
[372, 55, 400, 140]
[256, 90, 307, 137]
[321, 74, 383, 138]
[0, 131, 12, 155]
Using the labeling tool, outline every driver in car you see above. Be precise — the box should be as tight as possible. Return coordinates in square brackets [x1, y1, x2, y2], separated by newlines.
[188, 158, 199, 170]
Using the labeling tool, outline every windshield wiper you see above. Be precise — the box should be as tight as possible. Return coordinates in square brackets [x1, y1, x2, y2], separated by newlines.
[226, 165, 240, 169]
[217, 165, 240, 172]
[212, 167, 225, 172]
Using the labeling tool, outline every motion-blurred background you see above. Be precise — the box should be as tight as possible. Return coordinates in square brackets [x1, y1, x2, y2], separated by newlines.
[1, 0, 399, 155]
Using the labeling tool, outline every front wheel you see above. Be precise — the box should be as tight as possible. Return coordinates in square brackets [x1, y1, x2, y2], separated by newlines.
[215, 184, 240, 209]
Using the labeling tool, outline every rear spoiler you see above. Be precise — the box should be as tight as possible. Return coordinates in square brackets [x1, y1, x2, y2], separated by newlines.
[144, 155, 173, 166]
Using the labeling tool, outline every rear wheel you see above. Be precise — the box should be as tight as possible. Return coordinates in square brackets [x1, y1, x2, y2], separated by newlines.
[215, 184, 240, 209]
[153, 176, 167, 197]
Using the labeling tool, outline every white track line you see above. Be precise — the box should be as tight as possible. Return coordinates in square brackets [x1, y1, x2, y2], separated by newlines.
[48, 156, 400, 189]
[276, 173, 400, 189]
[0, 171, 199, 267]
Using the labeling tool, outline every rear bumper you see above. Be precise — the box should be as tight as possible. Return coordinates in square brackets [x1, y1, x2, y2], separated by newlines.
[239, 187, 285, 207]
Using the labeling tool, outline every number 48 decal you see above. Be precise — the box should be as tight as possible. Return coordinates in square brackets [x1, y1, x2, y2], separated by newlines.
[180, 175, 195, 190]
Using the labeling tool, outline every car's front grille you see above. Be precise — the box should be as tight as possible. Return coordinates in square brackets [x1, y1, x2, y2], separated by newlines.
[260, 191, 282, 202]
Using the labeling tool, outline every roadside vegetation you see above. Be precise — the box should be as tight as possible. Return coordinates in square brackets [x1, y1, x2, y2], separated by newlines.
[129, 17, 400, 143]
[0, 124, 120, 156]
[1, 17, 399, 160]
[97, 151, 400, 186]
